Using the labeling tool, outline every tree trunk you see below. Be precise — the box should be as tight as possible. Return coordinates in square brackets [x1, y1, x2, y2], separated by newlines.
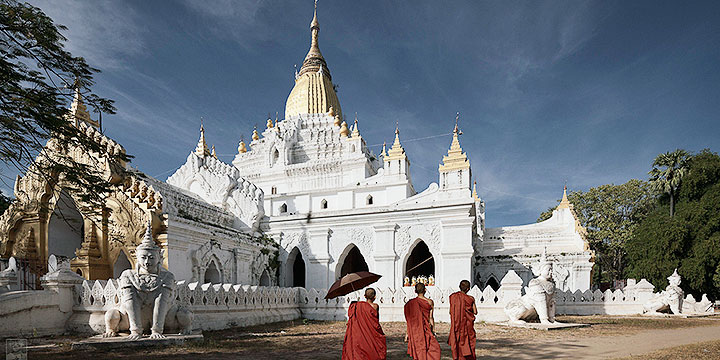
[669, 191, 675, 217]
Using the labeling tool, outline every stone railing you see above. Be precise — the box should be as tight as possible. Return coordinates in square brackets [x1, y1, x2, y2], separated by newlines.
[67, 280, 300, 334]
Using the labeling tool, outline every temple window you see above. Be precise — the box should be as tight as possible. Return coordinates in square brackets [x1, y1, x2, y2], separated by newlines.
[279, 203, 288, 214]
[321, 199, 328, 209]
[366, 195, 373, 205]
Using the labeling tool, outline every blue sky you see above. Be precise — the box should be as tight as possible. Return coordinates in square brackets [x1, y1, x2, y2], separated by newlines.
[11, 0, 720, 227]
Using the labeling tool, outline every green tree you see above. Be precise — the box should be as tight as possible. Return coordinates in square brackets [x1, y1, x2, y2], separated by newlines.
[648, 149, 690, 217]
[1, 0, 125, 206]
[538, 180, 654, 285]
[627, 149, 720, 299]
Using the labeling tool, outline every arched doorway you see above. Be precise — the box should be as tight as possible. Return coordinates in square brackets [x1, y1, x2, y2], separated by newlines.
[485, 276, 500, 291]
[113, 251, 132, 278]
[204, 260, 221, 284]
[405, 240, 434, 279]
[287, 247, 305, 287]
[47, 190, 84, 259]
[259, 270, 270, 286]
[338, 245, 368, 279]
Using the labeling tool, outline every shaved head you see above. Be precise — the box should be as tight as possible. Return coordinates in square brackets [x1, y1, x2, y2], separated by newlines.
[415, 283, 426, 294]
[365, 287, 376, 301]
[459, 280, 471, 292]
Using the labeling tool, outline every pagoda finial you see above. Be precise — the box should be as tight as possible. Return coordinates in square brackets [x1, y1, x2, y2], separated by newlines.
[194, 118, 210, 157]
[557, 184, 572, 210]
[439, 114, 469, 172]
[252, 125, 260, 141]
[472, 181, 480, 201]
[351, 112, 360, 138]
[211, 145, 217, 159]
[381, 141, 387, 157]
[386, 122, 407, 161]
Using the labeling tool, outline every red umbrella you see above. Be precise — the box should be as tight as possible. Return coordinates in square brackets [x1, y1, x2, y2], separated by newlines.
[325, 271, 382, 299]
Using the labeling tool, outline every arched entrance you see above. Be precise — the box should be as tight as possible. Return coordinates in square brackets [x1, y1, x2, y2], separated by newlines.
[485, 276, 499, 291]
[204, 260, 221, 284]
[259, 270, 270, 286]
[47, 190, 84, 259]
[287, 247, 305, 287]
[405, 240, 434, 279]
[337, 245, 368, 279]
[113, 250, 132, 278]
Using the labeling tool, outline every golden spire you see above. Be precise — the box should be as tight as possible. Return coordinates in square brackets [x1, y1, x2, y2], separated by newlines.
[333, 114, 341, 127]
[252, 126, 260, 141]
[328, 106, 335, 117]
[67, 86, 99, 128]
[385, 123, 407, 161]
[557, 185, 572, 209]
[381, 141, 387, 157]
[194, 119, 211, 157]
[439, 113, 470, 172]
[238, 139, 247, 153]
[211, 145, 217, 159]
[472, 181, 480, 201]
[339, 120, 349, 137]
[284, 0, 342, 119]
[266, 113, 274, 129]
[351, 113, 360, 138]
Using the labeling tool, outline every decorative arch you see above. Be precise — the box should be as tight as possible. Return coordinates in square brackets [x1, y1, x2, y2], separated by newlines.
[485, 274, 500, 291]
[270, 147, 280, 167]
[335, 243, 369, 279]
[203, 258, 222, 284]
[286, 246, 305, 287]
[47, 189, 84, 259]
[279, 203, 288, 214]
[403, 239, 435, 280]
[259, 270, 271, 286]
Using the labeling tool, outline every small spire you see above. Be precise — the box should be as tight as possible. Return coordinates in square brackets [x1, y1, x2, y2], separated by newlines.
[194, 118, 210, 157]
[381, 141, 387, 157]
[328, 106, 336, 117]
[472, 181, 480, 201]
[333, 114, 341, 127]
[439, 115, 469, 172]
[351, 112, 360, 138]
[557, 185, 572, 209]
[238, 138, 247, 154]
[252, 125, 260, 141]
[211, 145, 217, 159]
[386, 123, 407, 161]
[266, 116, 274, 129]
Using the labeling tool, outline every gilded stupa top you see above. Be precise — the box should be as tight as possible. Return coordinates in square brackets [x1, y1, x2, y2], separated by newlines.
[194, 120, 210, 157]
[385, 124, 407, 162]
[438, 114, 470, 172]
[557, 185, 572, 210]
[285, 1, 342, 119]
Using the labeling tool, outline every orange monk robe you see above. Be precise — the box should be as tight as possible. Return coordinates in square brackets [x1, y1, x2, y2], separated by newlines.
[448, 291, 477, 360]
[404, 298, 441, 360]
[342, 301, 387, 360]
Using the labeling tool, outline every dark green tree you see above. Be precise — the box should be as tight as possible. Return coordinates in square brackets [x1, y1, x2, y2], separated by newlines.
[648, 149, 690, 217]
[0, 0, 125, 207]
[627, 149, 720, 299]
[538, 180, 654, 285]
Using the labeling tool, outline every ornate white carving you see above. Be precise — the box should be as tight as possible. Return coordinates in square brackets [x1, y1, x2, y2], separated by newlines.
[329, 227, 375, 264]
[396, 223, 441, 258]
[191, 240, 235, 284]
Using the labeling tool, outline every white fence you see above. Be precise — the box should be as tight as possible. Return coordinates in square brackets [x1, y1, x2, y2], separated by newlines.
[0, 256, 714, 338]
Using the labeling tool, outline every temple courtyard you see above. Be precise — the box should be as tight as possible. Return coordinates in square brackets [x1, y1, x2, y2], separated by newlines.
[22, 314, 720, 359]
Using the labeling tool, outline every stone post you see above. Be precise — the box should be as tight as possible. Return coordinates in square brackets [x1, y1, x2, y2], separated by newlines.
[634, 278, 655, 305]
[40, 255, 84, 313]
[498, 270, 523, 304]
[0, 257, 19, 293]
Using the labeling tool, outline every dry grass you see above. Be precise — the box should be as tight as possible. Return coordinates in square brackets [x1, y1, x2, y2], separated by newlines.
[26, 315, 720, 359]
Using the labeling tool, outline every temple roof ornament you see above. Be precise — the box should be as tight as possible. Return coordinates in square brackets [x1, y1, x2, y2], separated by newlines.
[333, 115, 341, 127]
[194, 119, 211, 157]
[211, 145, 218, 159]
[339, 120, 349, 137]
[557, 185, 572, 210]
[266, 114, 274, 129]
[472, 181, 480, 201]
[351, 113, 360, 138]
[438, 113, 469, 172]
[284, 0, 342, 119]
[238, 139, 247, 154]
[67, 87, 99, 128]
[252, 126, 260, 141]
[381, 141, 387, 158]
[385, 123, 407, 161]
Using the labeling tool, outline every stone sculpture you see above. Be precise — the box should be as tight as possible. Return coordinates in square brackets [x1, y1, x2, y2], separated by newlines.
[643, 269, 684, 315]
[504, 251, 557, 324]
[103, 223, 193, 339]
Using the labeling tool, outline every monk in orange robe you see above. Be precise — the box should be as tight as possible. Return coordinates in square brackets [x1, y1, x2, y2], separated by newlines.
[448, 280, 477, 360]
[342, 288, 387, 360]
[404, 283, 441, 360]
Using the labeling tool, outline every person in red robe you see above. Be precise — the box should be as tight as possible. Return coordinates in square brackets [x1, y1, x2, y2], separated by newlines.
[342, 288, 387, 360]
[404, 283, 441, 360]
[448, 280, 477, 360]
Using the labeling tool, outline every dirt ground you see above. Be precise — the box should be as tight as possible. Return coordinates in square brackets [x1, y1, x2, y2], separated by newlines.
[22, 315, 720, 359]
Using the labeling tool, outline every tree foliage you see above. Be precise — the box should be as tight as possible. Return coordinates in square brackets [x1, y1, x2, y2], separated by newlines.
[538, 180, 654, 285]
[648, 149, 690, 217]
[627, 149, 720, 299]
[0, 0, 125, 206]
